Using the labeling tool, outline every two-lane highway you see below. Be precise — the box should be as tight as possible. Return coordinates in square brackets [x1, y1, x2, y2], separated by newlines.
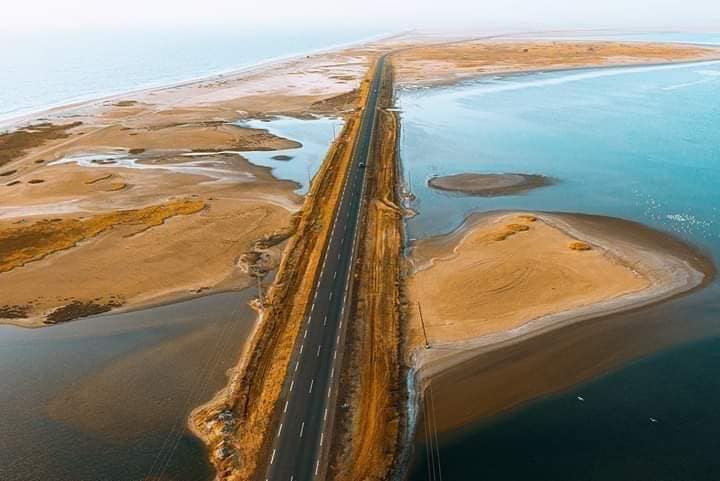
[263, 56, 387, 481]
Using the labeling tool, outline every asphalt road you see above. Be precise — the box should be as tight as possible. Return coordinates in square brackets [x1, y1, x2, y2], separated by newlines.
[263, 55, 387, 481]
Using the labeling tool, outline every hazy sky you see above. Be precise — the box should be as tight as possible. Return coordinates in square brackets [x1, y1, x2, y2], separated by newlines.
[3, 0, 720, 31]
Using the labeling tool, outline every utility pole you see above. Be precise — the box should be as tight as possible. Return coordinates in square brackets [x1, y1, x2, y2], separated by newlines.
[306, 159, 312, 191]
[256, 275, 264, 308]
[417, 302, 430, 349]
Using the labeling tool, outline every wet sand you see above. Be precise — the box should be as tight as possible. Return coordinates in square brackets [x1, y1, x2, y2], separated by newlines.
[407, 212, 713, 423]
[427, 173, 552, 196]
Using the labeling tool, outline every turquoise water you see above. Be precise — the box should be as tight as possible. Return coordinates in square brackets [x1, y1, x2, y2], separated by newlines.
[48, 115, 342, 193]
[240, 116, 344, 193]
[0, 27, 384, 124]
[401, 59, 720, 480]
[399, 60, 720, 245]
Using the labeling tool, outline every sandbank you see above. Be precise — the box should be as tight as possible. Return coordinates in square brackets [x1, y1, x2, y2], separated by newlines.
[407, 212, 711, 384]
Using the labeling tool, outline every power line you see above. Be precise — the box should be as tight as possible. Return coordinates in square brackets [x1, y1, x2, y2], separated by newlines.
[427, 382, 444, 481]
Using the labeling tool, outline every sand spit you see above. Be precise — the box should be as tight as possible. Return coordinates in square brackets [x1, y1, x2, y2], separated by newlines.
[428, 172, 552, 196]
[407, 212, 710, 389]
[393, 41, 720, 87]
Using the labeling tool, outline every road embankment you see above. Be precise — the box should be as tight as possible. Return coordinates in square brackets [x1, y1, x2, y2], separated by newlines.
[327, 59, 407, 481]
[189, 58, 379, 481]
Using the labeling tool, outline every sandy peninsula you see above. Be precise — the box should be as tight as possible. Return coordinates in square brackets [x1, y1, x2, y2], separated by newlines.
[407, 211, 711, 385]
[428, 172, 552, 196]
[392, 40, 720, 87]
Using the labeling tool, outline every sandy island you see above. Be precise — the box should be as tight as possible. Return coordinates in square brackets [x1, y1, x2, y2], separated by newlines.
[407, 211, 711, 388]
[428, 172, 552, 196]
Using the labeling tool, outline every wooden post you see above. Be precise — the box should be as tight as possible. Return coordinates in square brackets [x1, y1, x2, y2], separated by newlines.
[256, 275, 264, 308]
[417, 302, 430, 349]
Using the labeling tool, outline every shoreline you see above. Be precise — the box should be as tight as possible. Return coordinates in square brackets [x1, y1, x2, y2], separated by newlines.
[396, 55, 720, 90]
[0, 31, 399, 130]
[0, 284, 255, 330]
[403, 211, 713, 446]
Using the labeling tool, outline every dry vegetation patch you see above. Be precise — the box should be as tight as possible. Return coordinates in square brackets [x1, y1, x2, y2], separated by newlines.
[0, 122, 81, 167]
[0, 199, 205, 273]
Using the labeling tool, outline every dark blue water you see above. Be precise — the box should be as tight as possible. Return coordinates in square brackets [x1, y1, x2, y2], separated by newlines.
[400, 59, 720, 480]
[415, 334, 720, 481]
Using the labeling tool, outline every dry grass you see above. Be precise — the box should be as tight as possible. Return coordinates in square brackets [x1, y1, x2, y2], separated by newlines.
[0, 200, 205, 273]
[106, 182, 127, 191]
[491, 222, 531, 241]
[569, 241, 592, 251]
[0, 122, 81, 167]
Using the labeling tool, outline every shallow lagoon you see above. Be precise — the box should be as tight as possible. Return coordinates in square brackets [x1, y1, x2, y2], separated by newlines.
[240, 116, 343, 193]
